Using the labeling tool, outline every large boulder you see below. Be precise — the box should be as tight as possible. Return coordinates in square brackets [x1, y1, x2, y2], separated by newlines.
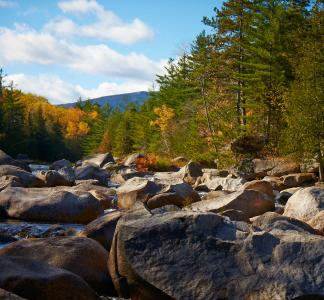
[78, 211, 123, 251]
[58, 166, 76, 185]
[146, 183, 200, 209]
[0, 187, 103, 223]
[83, 153, 115, 168]
[108, 209, 324, 300]
[0, 237, 114, 295]
[0, 256, 99, 300]
[0, 150, 30, 172]
[283, 187, 324, 222]
[35, 170, 72, 187]
[49, 159, 71, 171]
[117, 177, 161, 209]
[0, 165, 43, 188]
[75, 164, 109, 186]
[0, 176, 22, 192]
[189, 190, 274, 218]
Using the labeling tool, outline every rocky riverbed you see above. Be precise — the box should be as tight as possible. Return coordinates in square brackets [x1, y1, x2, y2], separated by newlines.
[0, 149, 323, 299]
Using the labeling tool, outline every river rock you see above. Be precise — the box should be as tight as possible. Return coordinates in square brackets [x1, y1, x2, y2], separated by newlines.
[35, 170, 72, 187]
[0, 187, 103, 223]
[75, 164, 110, 186]
[240, 180, 274, 198]
[117, 177, 161, 209]
[201, 190, 231, 200]
[58, 166, 76, 185]
[0, 256, 99, 300]
[0, 175, 22, 191]
[108, 209, 324, 300]
[262, 176, 286, 191]
[189, 190, 274, 218]
[0, 165, 43, 188]
[0, 236, 114, 295]
[283, 187, 324, 222]
[252, 212, 317, 234]
[0, 150, 30, 172]
[78, 211, 123, 251]
[83, 153, 115, 168]
[280, 172, 316, 188]
[49, 159, 71, 171]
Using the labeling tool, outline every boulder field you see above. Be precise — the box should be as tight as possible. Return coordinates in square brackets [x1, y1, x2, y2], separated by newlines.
[0, 150, 323, 299]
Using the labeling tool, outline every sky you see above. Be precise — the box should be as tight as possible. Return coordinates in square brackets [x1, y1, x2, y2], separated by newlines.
[0, 0, 221, 104]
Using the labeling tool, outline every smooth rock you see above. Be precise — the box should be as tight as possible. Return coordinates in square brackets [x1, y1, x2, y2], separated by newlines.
[0, 237, 114, 295]
[179, 161, 203, 185]
[190, 190, 274, 218]
[123, 153, 146, 167]
[0, 187, 103, 223]
[283, 187, 324, 222]
[78, 211, 123, 251]
[201, 190, 231, 200]
[0, 256, 99, 300]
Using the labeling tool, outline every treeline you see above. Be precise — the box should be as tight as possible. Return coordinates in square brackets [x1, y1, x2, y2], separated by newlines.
[0, 0, 323, 172]
[85, 0, 323, 169]
[0, 71, 101, 161]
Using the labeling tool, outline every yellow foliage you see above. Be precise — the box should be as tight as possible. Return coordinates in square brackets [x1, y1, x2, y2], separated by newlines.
[150, 105, 175, 132]
[78, 121, 90, 135]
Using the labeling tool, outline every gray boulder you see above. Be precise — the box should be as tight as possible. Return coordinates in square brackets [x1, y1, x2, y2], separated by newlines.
[0, 256, 99, 300]
[0, 288, 26, 299]
[205, 176, 246, 192]
[0, 165, 43, 188]
[123, 153, 145, 167]
[49, 159, 71, 171]
[108, 209, 324, 300]
[75, 164, 110, 186]
[0, 187, 103, 223]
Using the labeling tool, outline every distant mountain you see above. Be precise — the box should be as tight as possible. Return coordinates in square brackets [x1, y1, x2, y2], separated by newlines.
[62, 91, 150, 109]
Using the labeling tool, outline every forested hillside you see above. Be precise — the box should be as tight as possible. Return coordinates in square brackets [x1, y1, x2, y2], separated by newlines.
[0, 0, 323, 174]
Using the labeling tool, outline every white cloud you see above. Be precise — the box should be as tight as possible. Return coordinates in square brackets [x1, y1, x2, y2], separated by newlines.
[6, 73, 152, 104]
[44, 0, 154, 44]
[0, 0, 16, 8]
[0, 26, 165, 81]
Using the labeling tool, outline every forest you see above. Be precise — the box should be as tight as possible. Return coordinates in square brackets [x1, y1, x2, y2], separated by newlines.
[0, 0, 323, 173]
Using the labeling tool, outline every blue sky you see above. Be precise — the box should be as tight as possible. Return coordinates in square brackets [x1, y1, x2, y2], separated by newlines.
[0, 0, 221, 104]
